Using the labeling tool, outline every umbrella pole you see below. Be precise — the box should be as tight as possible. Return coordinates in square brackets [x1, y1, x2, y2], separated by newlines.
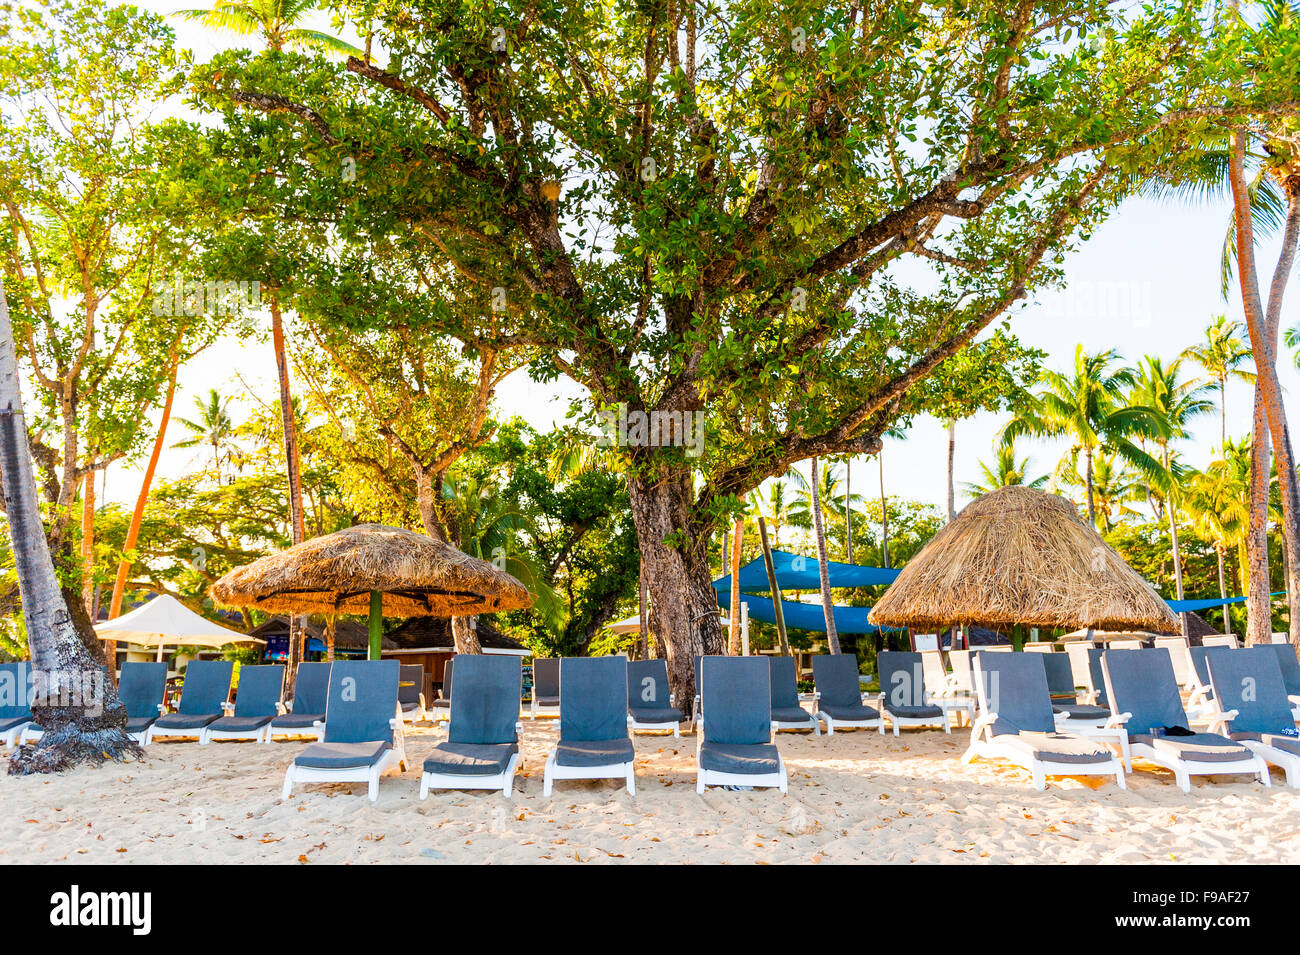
[368, 590, 382, 660]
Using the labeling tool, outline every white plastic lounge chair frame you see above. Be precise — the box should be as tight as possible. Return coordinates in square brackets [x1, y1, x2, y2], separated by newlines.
[529, 657, 561, 719]
[695, 656, 787, 794]
[421, 655, 524, 798]
[920, 650, 974, 728]
[813, 654, 883, 734]
[963, 654, 1126, 791]
[1102, 649, 1269, 794]
[626, 660, 684, 737]
[1203, 647, 1300, 789]
[201, 665, 285, 744]
[280, 661, 409, 803]
[878, 651, 951, 735]
[542, 657, 635, 796]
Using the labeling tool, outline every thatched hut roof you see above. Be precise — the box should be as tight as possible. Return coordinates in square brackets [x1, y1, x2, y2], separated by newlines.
[210, 524, 532, 618]
[868, 486, 1180, 634]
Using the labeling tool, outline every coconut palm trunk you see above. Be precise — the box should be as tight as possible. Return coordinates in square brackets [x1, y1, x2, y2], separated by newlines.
[1, 286, 136, 773]
[844, 458, 853, 562]
[1228, 130, 1300, 646]
[946, 420, 956, 523]
[727, 516, 744, 655]
[270, 293, 308, 689]
[756, 513, 790, 656]
[878, 451, 889, 568]
[1216, 544, 1231, 635]
[810, 457, 842, 654]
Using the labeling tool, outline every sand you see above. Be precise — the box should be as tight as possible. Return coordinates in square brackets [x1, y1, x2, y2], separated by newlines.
[2, 720, 1297, 864]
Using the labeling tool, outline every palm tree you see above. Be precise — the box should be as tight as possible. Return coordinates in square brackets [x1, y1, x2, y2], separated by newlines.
[174, 0, 362, 55]
[1001, 346, 1164, 529]
[962, 439, 1048, 497]
[1130, 356, 1215, 608]
[173, 389, 235, 483]
[1181, 316, 1256, 450]
[0, 286, 135, 771]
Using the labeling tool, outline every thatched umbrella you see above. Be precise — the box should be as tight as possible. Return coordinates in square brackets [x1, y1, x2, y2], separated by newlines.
[868, 486, 1180, 637]
[210, 524, 532, 659]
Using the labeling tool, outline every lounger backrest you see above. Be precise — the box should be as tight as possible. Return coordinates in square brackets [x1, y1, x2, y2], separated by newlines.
[947, 650, 974, 693]
[291, 662, 331, 714]
[1086, 649, 1109, 707]
[1024, 643, 1055, 653]
[1265, 644, 1300, 696]
[627, 660, 672, 710]
[1101, 649, 1187, 734]
[441, 657, 455, 699]
[1064, 643, 1091, 692]
[449, 654, 521, 745]
[176, 660, 233, 715]
[1040, 653, 1077, 701]
[767, 656, 800, 710]
[0, 662, 33, 719]
[1153, 636, 1192, 686]
[1188, 646, 1215, 690]
[117, 662, 166, 720]
[878, 651, 927, 708]
[559, 656, 628, 743]
[398, 664, 424, 706]
[322, 660, 399, 744]
[811, 654, 861, 707]
[233, 665, 284, 717]
[913, 633, 939, 652]
[532, 657, 560, 697]
[920, 650, 947, 693]
[1202, 634, 1240, 649]
[972, 652, 1054, 735]
[1272, 633, 1292, 645]
[1108, 639, 1143, 650]
[1206, 647, 1293, 736]
[701, 656, 771, 745]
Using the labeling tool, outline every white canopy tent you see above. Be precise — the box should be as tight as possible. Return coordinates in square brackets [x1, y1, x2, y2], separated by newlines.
[96, 594, 263, 661]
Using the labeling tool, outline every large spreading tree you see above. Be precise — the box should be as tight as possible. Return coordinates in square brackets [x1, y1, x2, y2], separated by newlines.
[192, 0, 1300, 700]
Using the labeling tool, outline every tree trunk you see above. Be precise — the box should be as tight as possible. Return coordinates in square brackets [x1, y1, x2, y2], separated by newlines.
[946, 420, 956, 523]
[451, 614, 482, 654]
[79, 474, 95, 618]
[627, 471, 723, 706]
[811, 457, 842, 654]
[271, 294, 307, 693]
[1, 286, 137, 773]
[878, 451, 889, 568]
[844, 457, 853, 563]
[1217, 545, 1231, 636]
[637, 564, 649, 660]
[1228, 132, 1299, 647]
[325, 615, 336, 662]
[1084, 447, 1096, 529]
[727, 516, 744, 655]
[1246, 390, 1273, 645]
[106, 354, 179, 669]
[756, 514, 790, 656]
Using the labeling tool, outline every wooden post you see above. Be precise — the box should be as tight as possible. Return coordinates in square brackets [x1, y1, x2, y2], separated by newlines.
[756, 515, 790, 657]
[368, 590, 382, 660]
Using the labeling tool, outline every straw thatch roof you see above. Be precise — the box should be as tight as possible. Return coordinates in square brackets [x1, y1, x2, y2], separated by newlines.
[868, 486, 1180, 634]
[210, 524, 532, 618]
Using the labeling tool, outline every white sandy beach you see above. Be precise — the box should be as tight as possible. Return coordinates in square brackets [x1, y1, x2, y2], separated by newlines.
[2, 721, 1297, 865]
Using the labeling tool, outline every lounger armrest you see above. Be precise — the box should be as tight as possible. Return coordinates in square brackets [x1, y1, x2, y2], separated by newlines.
[1204, 709, 1238, 735]
[155, 702, 166, 715]
[312, 719, 325, 731]
[419, 692, 427, 709]
[1105, 711, 1131, 728]
[275, 701, 289, 715]
[1289, 694, 1300, 706]
[221, 701, 235, 715]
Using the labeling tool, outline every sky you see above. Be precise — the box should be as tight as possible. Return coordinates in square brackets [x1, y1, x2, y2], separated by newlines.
[91, 5, 1300, 523]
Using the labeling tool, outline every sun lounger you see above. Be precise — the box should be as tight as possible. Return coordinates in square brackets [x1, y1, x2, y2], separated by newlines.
[22, 661, 170, 746]
[946, 649, 977, 697]
[145, 660, 233, 743]
[812, 654, 882, 734]
[1042, 653, 1110, 724]
[1202, 634, 1240, 649]
[421, 654, 522, 798]
[201, 665, 284, 744]
[1153, 636, 1195, 689]
[1272, 633, 1293, 645]
[0, 662, 34, 747]
[530, 657, 560, 719]
[1108, 639, 1144, 650]
[1101, 649, 1268, 793]
[268, 662, 330, 741]
[696, 656, 787, 794]
[1024, 643, 1055, 653]
[920, 649, 975, 728]
[543, 656, 635, 796]
[1205, 647, 1300, 788]
[878, 651, 949, 734]
[281, 660, 407, 802]
[768, 655, 820, 735]
[1262, 644, 1300, 718]
[398, 664, 427, 723]
[627, 659, 684, 736]
[428, 657, 453, 722]
[963, 652, 1125, 791]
